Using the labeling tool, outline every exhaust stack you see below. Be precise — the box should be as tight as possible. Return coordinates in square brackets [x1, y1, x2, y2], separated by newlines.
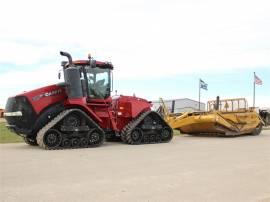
[60, 51, 73, 64]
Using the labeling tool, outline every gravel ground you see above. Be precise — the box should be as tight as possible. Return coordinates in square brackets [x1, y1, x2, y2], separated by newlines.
[0, 131, 270, 202]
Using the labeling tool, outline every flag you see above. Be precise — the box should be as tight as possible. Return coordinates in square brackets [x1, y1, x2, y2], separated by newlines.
[254, 73, 262, 85]
[200, 79, 208, 90]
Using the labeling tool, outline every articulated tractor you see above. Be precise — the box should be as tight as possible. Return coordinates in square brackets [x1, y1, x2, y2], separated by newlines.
[4, 52, 173, 149]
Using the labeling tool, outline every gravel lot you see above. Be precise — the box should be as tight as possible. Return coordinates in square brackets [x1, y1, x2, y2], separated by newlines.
[1, 131, 270, 202]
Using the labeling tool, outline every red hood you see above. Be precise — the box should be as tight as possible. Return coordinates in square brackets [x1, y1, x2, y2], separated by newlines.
[15, 84, 67, 114]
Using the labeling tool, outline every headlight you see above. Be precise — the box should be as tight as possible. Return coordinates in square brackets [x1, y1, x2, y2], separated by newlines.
[3, 111, 23, 117]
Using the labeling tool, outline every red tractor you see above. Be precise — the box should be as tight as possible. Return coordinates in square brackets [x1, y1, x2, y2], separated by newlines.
[4, 51, 173, 149]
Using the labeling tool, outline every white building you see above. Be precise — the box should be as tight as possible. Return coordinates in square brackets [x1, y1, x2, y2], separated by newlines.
[152, 98, 205, 113]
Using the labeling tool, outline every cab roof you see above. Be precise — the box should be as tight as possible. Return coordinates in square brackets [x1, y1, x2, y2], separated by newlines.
[73, 60, 114, 69]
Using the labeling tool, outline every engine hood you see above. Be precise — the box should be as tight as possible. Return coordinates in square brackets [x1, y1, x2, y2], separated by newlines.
[8, 84, 67, 114]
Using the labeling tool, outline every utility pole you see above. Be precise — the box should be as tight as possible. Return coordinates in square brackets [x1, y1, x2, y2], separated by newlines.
[199, 79, 201, 111]
[253, 72, 255, 108]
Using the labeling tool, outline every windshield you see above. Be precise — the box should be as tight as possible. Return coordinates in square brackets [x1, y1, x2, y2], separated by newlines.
[85, 67, 111, 99]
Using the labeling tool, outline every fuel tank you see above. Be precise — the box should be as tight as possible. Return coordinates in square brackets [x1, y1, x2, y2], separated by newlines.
[112, 95, 152, 118]
[111, 95, 152, 131]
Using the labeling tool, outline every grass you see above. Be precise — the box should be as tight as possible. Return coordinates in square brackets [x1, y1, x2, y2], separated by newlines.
[0, 118, 181, 144]
[173, 130, 181, 135]
[0, 122, 23, 143]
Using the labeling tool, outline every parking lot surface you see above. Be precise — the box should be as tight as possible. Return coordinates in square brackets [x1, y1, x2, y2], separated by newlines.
[1, 130, 270, 202]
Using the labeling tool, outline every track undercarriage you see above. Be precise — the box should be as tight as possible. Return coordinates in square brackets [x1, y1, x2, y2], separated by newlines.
[32, 109, 173, 150]
[121, 111, 173, 145]
[36, 109, 105, 150]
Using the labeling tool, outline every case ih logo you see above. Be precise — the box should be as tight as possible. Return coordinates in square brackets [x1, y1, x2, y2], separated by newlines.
[32, 89, 62, 101]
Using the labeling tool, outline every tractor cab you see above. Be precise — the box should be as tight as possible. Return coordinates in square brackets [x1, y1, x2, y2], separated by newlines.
[60, 51, 113, 100]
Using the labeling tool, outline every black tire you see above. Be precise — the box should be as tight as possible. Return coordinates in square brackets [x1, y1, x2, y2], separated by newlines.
[24, 137, 38, 146]
[252, 124, 263, 136]
[43, 129, 62, 149]
[71, 138, 80, 147]
[143, 134, 149, 143]
[149, 134, 155, 143]
[62, 138, 72, 148]
[156, 134, 162, 143]
[80, 138, 88, 147]
[88, 129, 105, 146]
[127, 128, 143, 144]
[161, 127, 173, 142]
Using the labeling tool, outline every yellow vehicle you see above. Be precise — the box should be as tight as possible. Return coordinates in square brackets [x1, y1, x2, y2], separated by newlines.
[158, 97, 264, 136]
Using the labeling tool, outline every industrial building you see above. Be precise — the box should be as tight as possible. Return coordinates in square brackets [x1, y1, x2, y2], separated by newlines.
[152, 98, 205, 113]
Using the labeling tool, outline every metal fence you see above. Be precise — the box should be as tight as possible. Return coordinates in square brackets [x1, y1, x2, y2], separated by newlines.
[152, 98, 205, 113]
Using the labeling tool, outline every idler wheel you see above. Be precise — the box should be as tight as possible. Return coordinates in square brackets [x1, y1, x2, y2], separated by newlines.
[143, 134, 149, 143]
[43, 129, 62, 149]
[80, 138, 88, 147]
[71, 138, 80, 147]
[161, 127, 173, 142]
[150, 134, 155, 143]
[88, 129, 104, 145]
[130, 128, 143, 144]
[62, 138, 72, 148]
[156, 134, 162, 143]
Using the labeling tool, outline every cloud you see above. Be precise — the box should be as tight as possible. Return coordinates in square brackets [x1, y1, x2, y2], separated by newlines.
[0, 0, 269, 107]
[1, 0, 269, 77]
[0, 64, 60, 107]
[0, 41, 55, 65]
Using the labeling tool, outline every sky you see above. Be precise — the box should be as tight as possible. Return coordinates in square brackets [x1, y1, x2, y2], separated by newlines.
[0, 0, 269, 108]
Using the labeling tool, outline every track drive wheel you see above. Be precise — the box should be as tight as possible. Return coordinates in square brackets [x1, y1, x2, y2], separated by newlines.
[24, 137, 38, 146]
[43, 129, 62, 149]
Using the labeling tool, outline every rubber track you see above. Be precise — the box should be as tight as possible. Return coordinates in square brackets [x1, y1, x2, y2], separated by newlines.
[121, 112, 148, 143]
[37, 109, 105, 150]
[121, 111, 173, 145]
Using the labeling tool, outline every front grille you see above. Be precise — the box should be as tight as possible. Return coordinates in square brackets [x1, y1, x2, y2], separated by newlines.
[5, 96, 37, 131]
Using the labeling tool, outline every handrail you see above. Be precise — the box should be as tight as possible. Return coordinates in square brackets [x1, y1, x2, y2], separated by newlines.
[159, 98, 171, 118]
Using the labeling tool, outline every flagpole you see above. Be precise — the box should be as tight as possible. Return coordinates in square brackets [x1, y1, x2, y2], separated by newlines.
[199, 79, 201, 111]
[253, 72, 255, 108]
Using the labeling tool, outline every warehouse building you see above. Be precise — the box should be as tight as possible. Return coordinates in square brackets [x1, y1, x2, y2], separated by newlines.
[152, 98, 205, 113]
